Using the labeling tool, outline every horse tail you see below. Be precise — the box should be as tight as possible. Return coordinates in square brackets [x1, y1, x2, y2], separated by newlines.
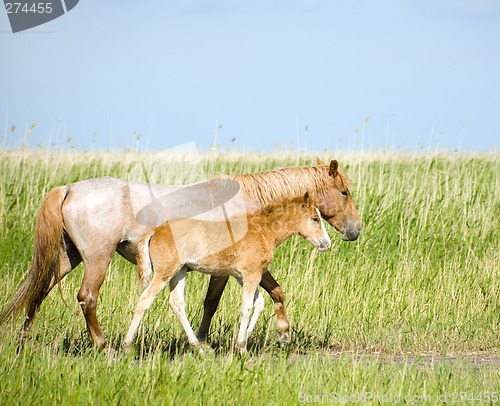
[137, 231, 154, 290]
[0, 186, 69, 325]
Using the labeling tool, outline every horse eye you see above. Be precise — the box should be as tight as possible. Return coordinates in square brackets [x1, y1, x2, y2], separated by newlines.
[312, 217, 320, 223]
[341, 190, 348, 197]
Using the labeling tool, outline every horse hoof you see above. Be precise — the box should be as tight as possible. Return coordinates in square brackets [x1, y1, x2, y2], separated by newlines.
[103, 346, 118, 360]
[121, 342, 133, 354]
[195, 342, 213, 357]
[236, 343, 248, 355]
[278, 331, 290, 346]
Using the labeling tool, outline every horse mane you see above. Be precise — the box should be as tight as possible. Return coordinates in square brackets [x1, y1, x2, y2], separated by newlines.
[222, 164, 351, 208]
[258, 192, 318, 216]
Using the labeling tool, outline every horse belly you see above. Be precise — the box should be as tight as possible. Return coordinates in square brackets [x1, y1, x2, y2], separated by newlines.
[187, 258, 238, 278]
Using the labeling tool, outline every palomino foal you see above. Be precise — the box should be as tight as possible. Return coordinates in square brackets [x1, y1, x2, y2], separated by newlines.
[123, 192, 331, 353]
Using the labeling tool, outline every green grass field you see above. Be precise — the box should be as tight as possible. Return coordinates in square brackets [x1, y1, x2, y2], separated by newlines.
[0, 149, 498, 404]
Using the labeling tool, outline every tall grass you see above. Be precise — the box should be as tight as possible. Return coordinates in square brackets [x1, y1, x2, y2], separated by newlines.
[0, 149, 498, 404]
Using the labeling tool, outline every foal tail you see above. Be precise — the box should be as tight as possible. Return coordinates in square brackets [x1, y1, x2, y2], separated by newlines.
[0, 186, 68, 326]
[137, 231, 154, 289]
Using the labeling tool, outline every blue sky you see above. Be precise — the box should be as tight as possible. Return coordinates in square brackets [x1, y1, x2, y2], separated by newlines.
[1, 0, 499, 152]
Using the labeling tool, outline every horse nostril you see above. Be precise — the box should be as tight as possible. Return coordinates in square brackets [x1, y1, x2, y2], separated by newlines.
[346, 228, 360, 241]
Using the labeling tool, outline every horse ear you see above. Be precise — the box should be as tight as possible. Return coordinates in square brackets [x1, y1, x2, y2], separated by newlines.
[303, 191, 310, 205]
[329, 160, 338, 177]
[316, 157, 325, 165]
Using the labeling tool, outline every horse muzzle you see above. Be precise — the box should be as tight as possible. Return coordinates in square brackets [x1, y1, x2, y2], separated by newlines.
[316, 237, 331, 252]
[341, 225, 361, 241]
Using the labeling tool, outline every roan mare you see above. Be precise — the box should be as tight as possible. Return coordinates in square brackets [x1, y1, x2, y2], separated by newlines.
[0, 159, 361, 350]
[123, 192, 331, 353]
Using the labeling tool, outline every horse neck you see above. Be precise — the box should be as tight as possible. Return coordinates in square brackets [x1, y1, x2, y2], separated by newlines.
[253, 203, 302, 248]
[231, 166, 328, 209]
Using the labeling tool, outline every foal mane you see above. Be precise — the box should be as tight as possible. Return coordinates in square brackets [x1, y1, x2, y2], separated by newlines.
[223, 164, 350, 208]
[259, 192, 318, 216]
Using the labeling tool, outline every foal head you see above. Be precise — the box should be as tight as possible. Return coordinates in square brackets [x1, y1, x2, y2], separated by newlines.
[296, 192, 331, 252]
[316, 159, 362, 241]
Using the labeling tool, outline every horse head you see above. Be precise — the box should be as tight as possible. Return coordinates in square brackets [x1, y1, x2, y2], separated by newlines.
[298, 192, 331, 252]
[316, 159, 362, 241]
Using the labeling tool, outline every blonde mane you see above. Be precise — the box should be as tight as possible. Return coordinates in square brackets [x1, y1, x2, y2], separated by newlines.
[222, 164, 351, 208]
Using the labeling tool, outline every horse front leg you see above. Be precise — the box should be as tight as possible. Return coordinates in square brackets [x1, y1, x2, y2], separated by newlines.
[245, 288, 265, 339]
[196, 275, 229, 342]
[236, 275, 262, 354]
[259, 270, 290, 346]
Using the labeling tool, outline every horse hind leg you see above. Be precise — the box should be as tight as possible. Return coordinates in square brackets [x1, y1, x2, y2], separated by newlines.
[77, 255, 113, 351]
[122, 272, 169, 351]
[168, 268, 209, 354]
